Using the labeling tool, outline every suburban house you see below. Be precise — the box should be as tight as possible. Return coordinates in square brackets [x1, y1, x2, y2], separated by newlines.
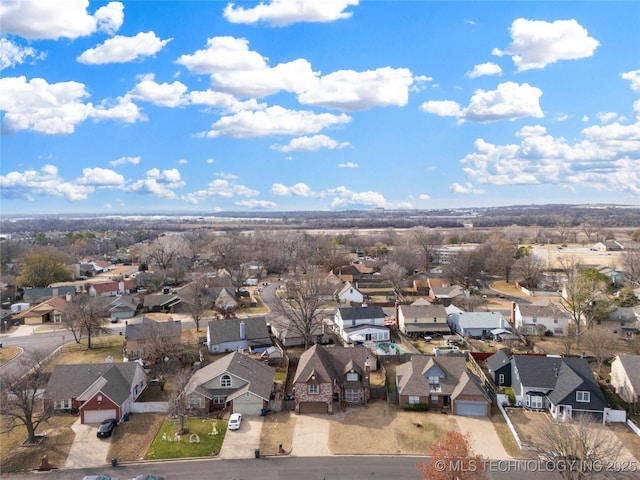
[605, 307, 640, 338]
[142, 293, 181, 313]
[395, 355, 491, 417]
[21, 286, 76, 305]
[610, 354, 640, 409]
[335, 281, 365, 304]
[88, 280, 136, 297]
[511, 355, 607, 421]
[103, 295, 141, 321]
[175, 284, 239, 312]
[486, 350, 512, 387]
[43, 361, 147, 424]
[124, 316, 182, 360]
[428, 284, 465, 305]
[592, 241, 624, 252]
[269, 316, 327, 348]
[447, 311, 510, 338]
[333, 306, 389, 343]
[397, 303, 450, 338]
[512, 302, 569, 336]
[293, 345, 373, 414]
[13, 295, 72, 325]
[206, 317, 272, 354]
[184, 351, 275, 416]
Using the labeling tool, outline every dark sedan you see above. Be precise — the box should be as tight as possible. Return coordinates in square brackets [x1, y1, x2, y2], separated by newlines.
[96, 418, 118, 438]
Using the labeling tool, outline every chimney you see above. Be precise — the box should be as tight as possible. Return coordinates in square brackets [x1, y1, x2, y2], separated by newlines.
[65, 293, 72, 302]
[239, 320, 245, 340]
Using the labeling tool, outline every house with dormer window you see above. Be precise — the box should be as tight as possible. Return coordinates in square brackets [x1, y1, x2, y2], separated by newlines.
[395, 355, 490, 417]
[293, 345, 373, 414]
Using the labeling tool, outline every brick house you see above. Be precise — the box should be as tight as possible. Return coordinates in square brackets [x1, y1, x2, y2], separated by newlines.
[293, 345, 373, 414]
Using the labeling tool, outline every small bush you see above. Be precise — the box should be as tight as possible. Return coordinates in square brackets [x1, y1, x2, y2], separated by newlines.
[403, 403, 429, 412]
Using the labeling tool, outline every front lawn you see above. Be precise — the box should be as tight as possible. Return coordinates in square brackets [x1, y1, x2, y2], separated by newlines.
[145, 418, 227, 460]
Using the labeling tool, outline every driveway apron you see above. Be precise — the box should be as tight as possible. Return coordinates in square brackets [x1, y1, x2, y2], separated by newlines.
[291, 414, 331, 457]
[219, 416, 264, 459]
[64, 419, 112, 468]
[454, 416, 511, 459]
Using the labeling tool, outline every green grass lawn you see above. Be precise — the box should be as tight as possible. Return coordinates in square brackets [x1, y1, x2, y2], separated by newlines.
[145, 418, 227, 460]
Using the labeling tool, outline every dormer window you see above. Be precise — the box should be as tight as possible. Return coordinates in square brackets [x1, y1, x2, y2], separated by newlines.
[346, 372, 358, 382]
[221, 374, 231, 387]
[429, 375, 440, 387]
[308, 384, 319, 394]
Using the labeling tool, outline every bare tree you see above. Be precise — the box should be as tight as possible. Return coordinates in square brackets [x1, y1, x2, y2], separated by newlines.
[559, 324, 578, 356]
[380, 261, 407, 293]
[581, 327, 618, 374]
[180, 280, 213, 332]
[533, 414, 624, 480]
[168, 365, 194, 434]
[446, 249, 485, 289]
[622, 250, 640, 288]
[512, 254, 545, 289]
[0, 351, 52, 444]
[270, 272, 334, 349]
[144, 234, 191, 283]
[410, 227, 443, 272]
[66, 295, 110, 349]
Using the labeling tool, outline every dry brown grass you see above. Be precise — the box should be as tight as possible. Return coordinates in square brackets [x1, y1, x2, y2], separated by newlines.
[0, 346, 21, 367]
[259, 411, 297, 455]
[107, 413, 166, 462]
[0, 413, 78, 474]
[328, 401, 458, 455]
[490, 406, 535, 459]
[504, 407, 551, 449]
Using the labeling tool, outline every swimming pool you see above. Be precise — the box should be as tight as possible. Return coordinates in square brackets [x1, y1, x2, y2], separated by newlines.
[375, 342, 408, 355]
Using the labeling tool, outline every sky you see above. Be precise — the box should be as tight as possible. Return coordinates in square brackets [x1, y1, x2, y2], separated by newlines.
[1, 0, 639, 215]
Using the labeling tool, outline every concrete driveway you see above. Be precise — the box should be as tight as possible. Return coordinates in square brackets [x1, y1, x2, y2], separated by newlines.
[454, 416, 511, 459]
[291, 414, 331, 457]
[64, 419, 112, 468]
[218, 416, 264, 459]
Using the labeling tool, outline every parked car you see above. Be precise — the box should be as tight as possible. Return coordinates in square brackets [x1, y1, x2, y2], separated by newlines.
[83, 476, 118, 480]
[228, 413, 242, 430]
[128, 475, 165, 480]
[96, 418, 118, 438]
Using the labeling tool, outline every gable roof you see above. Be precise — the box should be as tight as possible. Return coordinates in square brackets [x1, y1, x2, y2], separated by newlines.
[399, 304, 448, 320]
[613, 355, 640, 392]
[142, 293, 181, 308]
[487, 349, 511, 372]
[207, 317, 270, 345]
[450, 311, 506, 328]
[517, 303, 568, 319]
[293, 345, 371, 386]
[337, 306, 385, 321]
[336, 281, 363, 298]
[185, 351, 275, 401]
[22, 286, 76, 303]
[512, 355, 605, 404]
[45, 362, 143, 404]
[125, 316, 182, 340]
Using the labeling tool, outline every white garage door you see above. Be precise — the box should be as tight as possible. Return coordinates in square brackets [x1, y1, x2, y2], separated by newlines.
[455, 401, 487, 417]
[84, 409, 117, 424]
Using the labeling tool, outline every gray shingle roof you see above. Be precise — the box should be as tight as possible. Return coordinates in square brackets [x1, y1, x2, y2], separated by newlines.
[125, 316, 182, 340]
[614, 355, 640, 392]
[399, 304, 448, 319]
[487, 350, 510, 372]
[207, 317, 270, 344]
[293, 345, 371, 386]
[396, 355, 471, 397]
[337, 306, 385, 320]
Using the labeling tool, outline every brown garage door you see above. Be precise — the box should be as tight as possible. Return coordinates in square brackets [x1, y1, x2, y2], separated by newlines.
[298, 402, 328, 414]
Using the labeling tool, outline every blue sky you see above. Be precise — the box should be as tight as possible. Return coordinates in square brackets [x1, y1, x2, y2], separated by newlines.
[1, 0, 639, 215]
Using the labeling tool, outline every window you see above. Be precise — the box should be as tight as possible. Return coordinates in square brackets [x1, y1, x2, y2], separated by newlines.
[188, 396, 203, 409]
[408, 395, 420, 404]
[213, 395, 226, 404]
[431, 394, 439, 404]
[527, 395, 543, 409]
[308, 384, 319, 395]
[346, 372, 358, 382]
[554, 327, 564, 334]
[54, 399, 71, 410]
[532, 317, 537, 323]
[221, 375, 231, 387]
[54, 314, 62, 323]
[345, 389, 359, 402]
[576, 391, 590, 403]
[429, 375, 440, 388]
[498, 374, 505, 385]
[554, 318, 559, 324]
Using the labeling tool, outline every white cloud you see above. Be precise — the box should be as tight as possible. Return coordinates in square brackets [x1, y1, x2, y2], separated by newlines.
[272, 134, 350, 152]
[420, 100, 462, 117]
[327, 186, 391, 209]
[182, 178, 258, 204]
[223, 0, 358, 26]
[460, 117, 640, 195]
[127, 168, 185, 199]
[338, 162, 358, 168]
[271, 182, 316, 197]
[494, 18, 599, 71]
[129, 74, 188, 107]
[216, 172, 238, 179]
[597, 112, 620, 124]
[109, 156, 141, 166]
[178, 159, 188, 165]
[466, 62, 502, 78]
[77, 31, 172, 64]
[202, 105, 351, 139]
[0, 38, 45, 70]
[298, 67, 414, 111]
[634, 100, 640, 119]
[450, 182, 486, 194]
[76, 167, 126, 186]
[234, 199, 277, 209]
[419, 194, 431, 200]
[0, 76, 143, 134]
[206, 158, 215, 164]
[422, 82, 543, 123]
[0, 0, 124, 40]
[621, 70, 640, 91]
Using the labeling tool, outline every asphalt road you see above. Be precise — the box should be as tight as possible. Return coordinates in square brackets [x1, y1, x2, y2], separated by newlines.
[7, 455, 570, 480]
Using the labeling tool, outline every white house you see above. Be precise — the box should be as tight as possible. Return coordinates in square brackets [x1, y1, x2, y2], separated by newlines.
[610, 355, 640, 408]
[447, 310, 509, 338]
[336, 281, 365, 304]
[512, 302, 569, 336]
[333, 306, 389, 343]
